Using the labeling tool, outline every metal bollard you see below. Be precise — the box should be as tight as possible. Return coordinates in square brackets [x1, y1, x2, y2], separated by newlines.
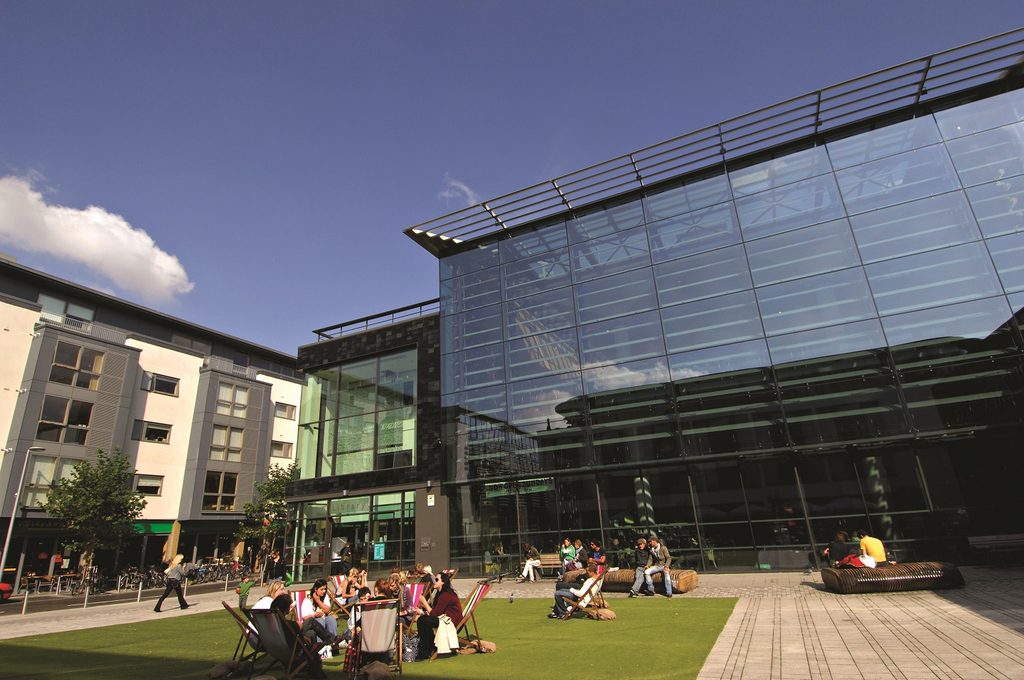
[137, 579, 144, 602]
[83, 581, 90, 608]
[225, 572, 230, 592]
[21, 588, 28, 615]
[183, 579, 188, 598]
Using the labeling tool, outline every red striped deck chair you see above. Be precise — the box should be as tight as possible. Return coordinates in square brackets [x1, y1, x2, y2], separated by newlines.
[406, 582, 427, 614]
[290, 589, 310, 625]
[456, 581, 491, 651]
[328, 575, 352, 617]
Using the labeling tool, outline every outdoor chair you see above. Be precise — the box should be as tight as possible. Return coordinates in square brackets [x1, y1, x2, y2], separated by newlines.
[456, 581, 491, 650]
[327, 575, 352, 618]
[353, 598, 402, 674]
[290, 589, 310, 625]
[246, 607, 326, 680]
[559, 576, 606, 620]
[221, 600, 267, 670]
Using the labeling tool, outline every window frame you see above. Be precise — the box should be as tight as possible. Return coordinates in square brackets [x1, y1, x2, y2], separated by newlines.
[202, 471, 238, 512]
[211, 424, 244, 462]
[49, 341, 104, 390]
[36, 395, 93, 445]
[216, 383, 249, 418]
[271, 440, 293, 458]
[142, 372, 180, 397]
[132, 419, 172, 444]
[134, 474, 164, 496]
[274, 402, 296, 420]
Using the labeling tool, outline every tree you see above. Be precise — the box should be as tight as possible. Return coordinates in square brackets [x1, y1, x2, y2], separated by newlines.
[237, 463, 295, 572]
[41, 448, 146, 573]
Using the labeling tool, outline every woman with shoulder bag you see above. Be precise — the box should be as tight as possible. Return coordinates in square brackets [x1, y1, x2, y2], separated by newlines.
[154, 554, 193, 612]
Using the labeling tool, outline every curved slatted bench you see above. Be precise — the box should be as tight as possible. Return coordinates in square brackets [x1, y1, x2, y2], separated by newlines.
[821, 561, 964, 594]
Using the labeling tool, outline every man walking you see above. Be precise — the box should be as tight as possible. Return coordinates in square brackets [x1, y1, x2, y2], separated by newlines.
[644, 535, 673, 598]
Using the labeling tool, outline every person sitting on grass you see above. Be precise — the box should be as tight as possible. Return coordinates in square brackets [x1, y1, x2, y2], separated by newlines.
[549, 565, 599, 619]
[415, 573, 463, 661]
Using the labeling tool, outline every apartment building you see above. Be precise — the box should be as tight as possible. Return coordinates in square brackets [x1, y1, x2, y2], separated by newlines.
[0, 256, 301, 587]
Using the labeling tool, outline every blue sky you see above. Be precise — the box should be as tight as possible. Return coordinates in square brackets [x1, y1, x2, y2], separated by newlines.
[0, 2, 1018, 353]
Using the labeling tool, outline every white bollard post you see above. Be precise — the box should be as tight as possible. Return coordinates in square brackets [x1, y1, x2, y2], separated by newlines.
[20, 588, 28, 615]
[137, 579, 144, 602]
[183, 579, 188, 598]
[83, 580, 90, 609]
[225, 571, 230, 591]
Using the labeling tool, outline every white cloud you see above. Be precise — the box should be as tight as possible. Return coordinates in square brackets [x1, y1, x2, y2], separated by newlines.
[438, 173, 481, 207]
[0, 176, 194, 304]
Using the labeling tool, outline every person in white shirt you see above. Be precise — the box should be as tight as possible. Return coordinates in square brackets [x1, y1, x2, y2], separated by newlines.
[549, 565, 599, 618]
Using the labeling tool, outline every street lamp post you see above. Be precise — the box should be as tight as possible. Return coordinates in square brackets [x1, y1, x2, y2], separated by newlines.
[0, 446, 47, 589]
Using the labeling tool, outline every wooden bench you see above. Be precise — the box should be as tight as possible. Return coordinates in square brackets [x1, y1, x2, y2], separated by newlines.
[821, 561, 964, 594]
[566, 567, 699, 594]
[538, 554, 562, 577]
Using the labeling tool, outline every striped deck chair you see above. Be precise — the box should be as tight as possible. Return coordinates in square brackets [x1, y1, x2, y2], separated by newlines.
[456, 581, 491, 651]
[290, 589, 310, 626]
[559, 576, 606, 620]
[354, 598, 401, 674]
[406, 582, 426, 614]
[221, 600, 267, 669]
[247, 608, 325, 680]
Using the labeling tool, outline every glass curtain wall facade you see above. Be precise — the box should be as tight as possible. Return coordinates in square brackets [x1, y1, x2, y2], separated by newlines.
[439, 88, 1024, 572]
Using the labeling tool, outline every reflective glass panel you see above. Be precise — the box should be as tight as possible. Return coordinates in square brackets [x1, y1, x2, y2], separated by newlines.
[442, 343, 505, 393]
[647, 202, 740, 263]
[575, 266, 657, 324]
[578, 310, 666, 369]
[570, 225, 651, 282]
[967, 175, 1024, 237]
[746, 218, 859, 286]
[756, 268, 875, 336]
[836, 144, 960, 214]
[827, 117, 942, 170]
[506, 328, 580, 381]
[582, 356, 670, 394]
[729, 147, 832, 196]
[735, 174, 845, 239]
[507, 371, 584, 427]
[880, 296, 1013, 347]
[439, 242, 499, 280]
[501, 248, 571, 300]
[567, 197, 646, 243]
[338, 360, 376, 417]
[849, 191, 981, 264]
[442, 304, 503, 353]
[945, 121, 1024, 187]
[440, 267, 501, 313]
[661, 290, 763, 353]
[443, 384, 508, 424]
[504, 289, 576, 340]
[934, 88, 1024, 139]
[767, 318, 886, 365]
[866, 242, 1003, 315]
[643, 173, 731, 221]
[377, 350, 416, 410]
[499, 218, 568, 262]
[986, 232, 1024, 293]
[668, 339, 771, 381]
[654, 244, 752, 306]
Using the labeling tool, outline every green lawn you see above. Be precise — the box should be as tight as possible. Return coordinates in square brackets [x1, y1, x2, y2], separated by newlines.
[0, 597, 736, 679]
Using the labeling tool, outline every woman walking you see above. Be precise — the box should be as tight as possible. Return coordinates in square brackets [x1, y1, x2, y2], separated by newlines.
[154, 554, 192, 612]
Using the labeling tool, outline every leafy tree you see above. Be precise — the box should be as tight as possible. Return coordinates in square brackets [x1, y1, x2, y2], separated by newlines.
[41, 448, 146, 572]
[237, 463, 295, 571]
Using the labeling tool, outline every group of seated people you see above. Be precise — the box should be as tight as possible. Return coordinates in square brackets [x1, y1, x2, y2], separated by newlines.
[822, 530, 891, 568]
[518, 537, 609, 582]
[250, 561, 465, 664]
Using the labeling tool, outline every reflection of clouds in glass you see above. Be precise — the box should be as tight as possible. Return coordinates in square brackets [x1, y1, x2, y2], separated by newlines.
[668, 366, 708, 381]
[584, 359, 669, 393]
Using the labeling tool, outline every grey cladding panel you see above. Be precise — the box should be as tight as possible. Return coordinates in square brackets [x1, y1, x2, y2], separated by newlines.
[89, 403, 117, 450]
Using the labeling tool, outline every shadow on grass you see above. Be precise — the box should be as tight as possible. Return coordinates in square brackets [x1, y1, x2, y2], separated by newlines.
[0, 598, 738, 680]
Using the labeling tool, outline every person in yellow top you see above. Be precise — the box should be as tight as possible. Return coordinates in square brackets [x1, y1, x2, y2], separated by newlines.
[857, 530, 888, 563]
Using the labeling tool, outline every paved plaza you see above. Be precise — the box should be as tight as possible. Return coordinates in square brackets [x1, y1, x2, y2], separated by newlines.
[1, 566, 1022, 679]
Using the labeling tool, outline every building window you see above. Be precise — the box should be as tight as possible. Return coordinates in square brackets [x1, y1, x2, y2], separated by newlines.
[275, 402, 296, 419]
[211, 425, 243, 462]
[142, 372, 179, 396]
[216, 383, 249, 418]
[49, 341, 104, 390]
[23, 455, 77, 508]
[38, 293, 94, 323]
[132, 420, 172, 443]
[271, 440, 293, 458]
[134, 474, 163, 496]
[203, 471, 237, 511]
[36, 395, 92, 444]
[171, 333, 212, 354]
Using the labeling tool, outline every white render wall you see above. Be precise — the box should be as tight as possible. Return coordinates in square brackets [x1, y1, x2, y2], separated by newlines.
[125, 338, 205, 520]
[0, 303, 41, 448]
[258, 371, 301, 470]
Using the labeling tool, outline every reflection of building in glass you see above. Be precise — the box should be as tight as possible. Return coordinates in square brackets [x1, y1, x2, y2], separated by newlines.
[290, 30, 1024, 575]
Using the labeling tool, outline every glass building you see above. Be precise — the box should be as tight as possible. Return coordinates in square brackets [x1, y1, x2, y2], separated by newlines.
[291, 30, 1024, 577]
[403, 32, 1024, 573]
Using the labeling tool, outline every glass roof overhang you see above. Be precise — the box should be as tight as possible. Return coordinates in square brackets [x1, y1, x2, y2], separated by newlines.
[404, 27, 1024, 258]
